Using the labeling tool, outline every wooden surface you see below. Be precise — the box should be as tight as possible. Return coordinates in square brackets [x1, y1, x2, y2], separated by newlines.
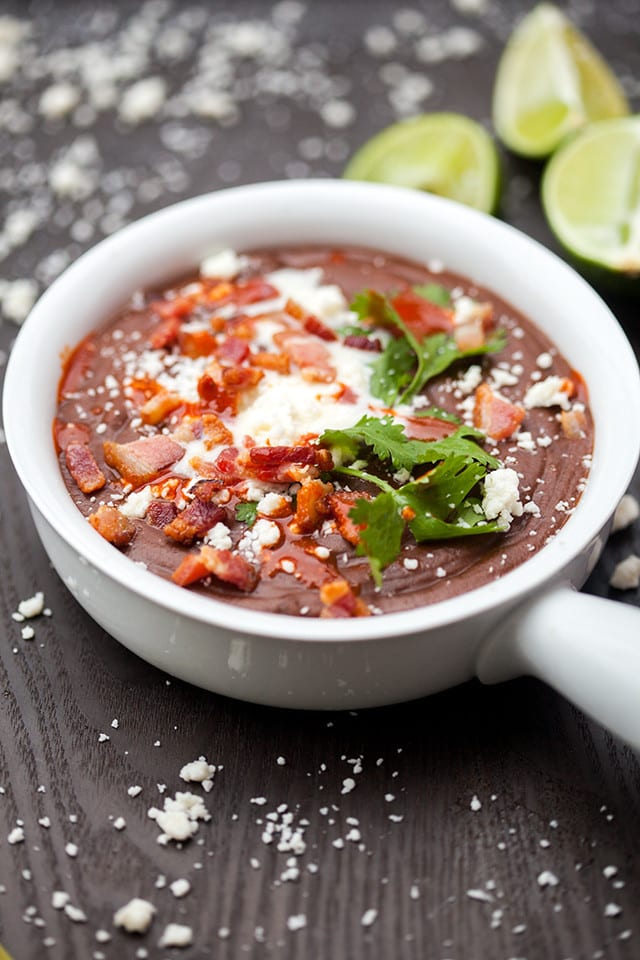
[0, 1, 639, 958]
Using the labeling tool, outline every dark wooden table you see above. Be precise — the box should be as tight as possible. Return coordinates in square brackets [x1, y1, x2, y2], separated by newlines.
[1, 2, 639, 957]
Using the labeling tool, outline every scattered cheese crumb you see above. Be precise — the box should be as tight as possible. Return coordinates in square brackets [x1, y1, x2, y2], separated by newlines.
[169, 879, 191, 898]
[537, 870, 559, 888]
[604, 903, 622, 917]
[200, 248, 248, 280]
[609, 555, 640, 591]
[361, 908, 378, 927]
[158, 923, 193, 948]
[113, 898, 156, 934]
[119, 77, 167, 125]
[482, 468, 523, 528]
[17, 591, 45, 618]
[286, 914, 307, 932]
[612, 494, 639, 533]
[524, 376, 572, 410]
[8, 826, 24, 844]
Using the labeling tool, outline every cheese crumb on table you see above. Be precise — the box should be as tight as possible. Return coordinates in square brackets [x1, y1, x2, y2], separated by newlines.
[612, 494, 640, 533]
[609, 555, 640, 591]
[17, 591, 45, 618]
[113, 897, 156, 933]
[158, 923, 194, 948]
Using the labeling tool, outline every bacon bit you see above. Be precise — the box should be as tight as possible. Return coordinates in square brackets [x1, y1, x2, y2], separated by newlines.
[197, 362, 263, 412]
[218, 335, 250, 366]
[285, 301, 338, 342]
[473, 383, 525, 440]
[88, 504, 136, 547]
[249, 351, 290, 374]
[328, 492, 365, 545]
[146, 499, 179, 528]
[214, 446, 241, 478]
[226, 315, 257, 340]
[453, 302, 494, 352]
[401, 505, 416, 521]
[199, 546, 258, 592]
[399, 415, 457, 441]
[171, 554, 210, 587]
[343, 334, 382, 352]
[569, 368, 589, 404]
[163, 500, 227, 544]
[200, 414, 233, 449]
[54, 419, 92, 452]
[139, 391, 183, 426]
[234, 278, 278, 306]
[149, 315, 181, 350]
[560, 407, 587, 439]
[103, 435, 184, 485]
[319, 578, 370, 618]
[248, 445, 333, 469]
[274, 331, 335, 383]
[65, 442, 106, 494]
[290, 479, 334, 534]
[205, 281, 234, 302]
[392, 289, 454, 338]
[151, 295, 193, 321]
[59, 338, 97, 396]
[334, 383, 359, 404]
[191, 480, 226, 502]
[178, 328, 217, 359]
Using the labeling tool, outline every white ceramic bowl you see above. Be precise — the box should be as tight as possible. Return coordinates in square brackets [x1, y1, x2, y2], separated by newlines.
[5, 181, 640, 744]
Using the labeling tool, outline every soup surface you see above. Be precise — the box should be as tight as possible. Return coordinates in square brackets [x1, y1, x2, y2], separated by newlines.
[55, 246, 593, 617]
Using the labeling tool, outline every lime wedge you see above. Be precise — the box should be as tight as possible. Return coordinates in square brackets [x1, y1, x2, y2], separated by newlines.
[542, 116, 640, 283]
[493, 3, 629, 158]
[343, 112, 500, 214]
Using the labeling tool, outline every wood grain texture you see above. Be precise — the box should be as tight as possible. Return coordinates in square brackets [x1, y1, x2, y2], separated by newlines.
[0, 1, 639, 958]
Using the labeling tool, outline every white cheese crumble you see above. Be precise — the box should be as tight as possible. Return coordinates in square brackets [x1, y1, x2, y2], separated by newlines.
[524, 376, 572, 410]
[361, 908, 378, 927]
[609, 555, 640, 591]
[482, 468, 523, 528]
[1, 278, 38, 324]
[537, 870, 560, 888]
[119, 77, 167, 124]
[612, 494, 639, 533]
[18, 591, 45, 618]
[7, 826, 24, 844]
[455, 363, 483, 396]
[158, 923, 194, 948]
[169, 879, 191, 898]
[286, 914, 307, 932]
[113, 898, 156, 934]
[119, 486, 153, 518]
[266, 267, 347, 321]
[200, 248, 248, 280]
[180, 757, 216, 786]
[204, 522, 233, 551]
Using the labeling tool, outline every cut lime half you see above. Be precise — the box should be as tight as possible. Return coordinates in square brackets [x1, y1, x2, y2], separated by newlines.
[343, 113, 500, 214]
[542, 116, 640, 284]
[493, 3, 629, 159]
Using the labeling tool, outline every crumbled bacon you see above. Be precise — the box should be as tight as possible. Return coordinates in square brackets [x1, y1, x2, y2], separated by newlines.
[560, 407, 587, 439]
[171, 554, 210, 587]
[65, 442, 106, 494]
[248, 445, 333, 469]
[197, 362, 263, 412]
[290, 479, 334, 534]
[139, 390, 183, 426]
[146, 499, 179, 528]
[191, 480, 226, 502]
[274, 331, 335, 383]
[218, 335, 249, 366]
[249, 351, 290, 374]
[234, 278, 279, 306]
[103, 435, 184, 485]
[149, 315, 181, 350]
[454, 302, 494, 352]
[54, 419, 91, 451]
[163, 500, 227, 544]
[201, 414, 233, 448]
[88, 504, 136, 547]
[199, 545, 257, 592]
[473, 383, 525, 440]
[177, 328, 217, 359]
[319, 578, 370, 618]
[343, 334, 382, 352]
[151, 295, 193, 321]
[285, 300, 338, 342]
[328, 492, 365, 545]
[391, 289, 454, 338]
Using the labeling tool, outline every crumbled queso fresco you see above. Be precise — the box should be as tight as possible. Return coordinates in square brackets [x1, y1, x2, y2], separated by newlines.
[55, 245, 594, 617]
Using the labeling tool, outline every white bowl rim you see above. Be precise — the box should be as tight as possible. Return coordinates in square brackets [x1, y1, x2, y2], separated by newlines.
[4, 179, 640, 644]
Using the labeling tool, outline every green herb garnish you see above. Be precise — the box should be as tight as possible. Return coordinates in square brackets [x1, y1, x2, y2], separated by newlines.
[235, 501, 258, 527]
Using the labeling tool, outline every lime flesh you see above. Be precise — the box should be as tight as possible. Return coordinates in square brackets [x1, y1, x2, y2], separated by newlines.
[542, 116, 640, 281]
[343, 112, 500, 214]
[493, 3, 629, 158]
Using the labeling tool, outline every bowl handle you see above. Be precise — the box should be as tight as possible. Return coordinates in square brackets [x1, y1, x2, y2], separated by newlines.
[477, 583, 640, 750]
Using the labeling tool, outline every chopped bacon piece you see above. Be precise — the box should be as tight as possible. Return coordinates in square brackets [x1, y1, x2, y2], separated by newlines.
[197, 413, 233, 449]
[171, 554, 210, 587]
[205, 281, 234, 302]
[248, 445, 333, 469]
[319, 578, 370, 618]
[274, 331, 335, 383]
[88, 504, 136, 547]
[453, 301, 494, 352]
[199, 546, 257, 592]
[149, 315, 181, 350]
[234, 278, 278, 306]
[328, 492, 365, 546]
[139, 390, 183, 426]
[190, 446, 242, 484]
[197, 362, 263, 412]
[399, 415, 457, 441]
[177, 328, 217, 359]
[285, 299, 337, 342]
[191, 480, 225, 502]
[218, 335, 249, 366]
[103, 435, 184, 485]
[163, 500, 227, 544]
[151, 295, 193, 321]
[290, 479, 334, 534]
[249, 351, 290, 374]
[54, 419, 92, 452]
[146, 499, 179, 528]
[473, 383, 525, 440]
[560, 407, 587, 439]
[65, 442, 106, 494]
[343, 334, 382, 352]
[392, 289, 454, 338]
[569, 368, 589, 404]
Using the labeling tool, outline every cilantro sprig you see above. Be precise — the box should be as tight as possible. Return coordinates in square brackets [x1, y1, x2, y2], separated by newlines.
[235, 501, 258, 527]
[351, 288, 505, 406]
[320, 414, 503, 585]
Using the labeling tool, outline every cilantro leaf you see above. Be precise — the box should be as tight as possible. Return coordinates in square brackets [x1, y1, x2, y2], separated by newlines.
[369, 335, 415, 405]
[412, 282, 452, 307]
[413, 405, 461, 423]
[349, 493, 404, 587]
[235, 501, 258, 527]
